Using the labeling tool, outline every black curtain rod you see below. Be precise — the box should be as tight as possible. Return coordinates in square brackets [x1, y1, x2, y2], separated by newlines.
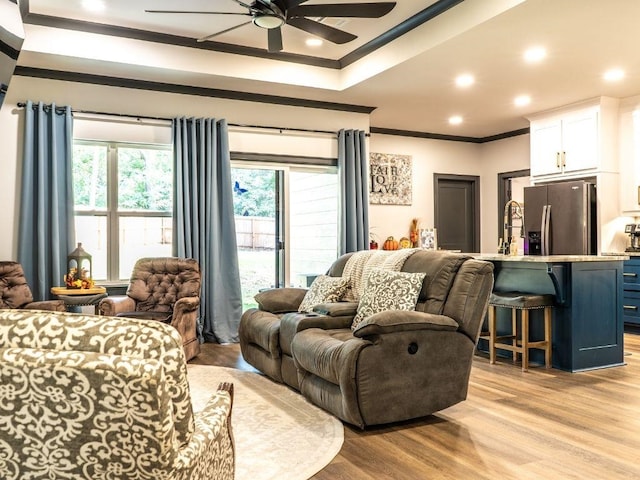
[16, 102, 369, 137]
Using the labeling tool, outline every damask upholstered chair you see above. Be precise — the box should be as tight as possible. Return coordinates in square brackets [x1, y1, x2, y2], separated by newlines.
[99, 257, 202, 360]
[0, 309, 235, 480]
[0, 261, 66, 311]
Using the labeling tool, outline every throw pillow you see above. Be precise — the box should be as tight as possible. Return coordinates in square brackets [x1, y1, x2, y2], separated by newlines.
[352, 268, 426, 330]
[298, 275, 349, 313]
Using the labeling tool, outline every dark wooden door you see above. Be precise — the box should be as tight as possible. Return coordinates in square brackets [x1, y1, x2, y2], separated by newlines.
[434, 174, 480, 253]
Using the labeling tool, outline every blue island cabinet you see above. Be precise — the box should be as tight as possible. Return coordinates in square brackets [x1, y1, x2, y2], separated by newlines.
[623, 257, 640, 326]
[477, 255, 626, 372]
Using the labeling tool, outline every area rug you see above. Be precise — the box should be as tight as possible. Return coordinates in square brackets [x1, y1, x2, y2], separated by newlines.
[186, 365, 344, 480]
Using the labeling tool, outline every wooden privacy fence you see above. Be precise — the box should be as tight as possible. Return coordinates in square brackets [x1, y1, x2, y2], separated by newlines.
[235, 216, 275, 249]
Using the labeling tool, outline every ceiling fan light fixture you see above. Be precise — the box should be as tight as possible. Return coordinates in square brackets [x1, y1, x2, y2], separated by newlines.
[253, 14, 285, 29]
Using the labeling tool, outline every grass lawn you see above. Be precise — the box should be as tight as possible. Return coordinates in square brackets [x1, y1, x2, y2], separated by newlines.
[237, 248, 276, 311]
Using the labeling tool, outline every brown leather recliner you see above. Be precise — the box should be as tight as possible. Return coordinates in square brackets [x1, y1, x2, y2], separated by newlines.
[0, 261, 66, 311]
[239, 250, 495, 428]
[98, 257, 202, 361]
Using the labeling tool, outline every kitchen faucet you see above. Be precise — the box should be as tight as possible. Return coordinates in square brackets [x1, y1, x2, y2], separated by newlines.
[501, 199, 524, 255]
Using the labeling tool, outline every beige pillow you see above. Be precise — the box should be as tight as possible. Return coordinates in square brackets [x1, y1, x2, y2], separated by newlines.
[298, 275, 349, 313]
[352, 268, 426, 330]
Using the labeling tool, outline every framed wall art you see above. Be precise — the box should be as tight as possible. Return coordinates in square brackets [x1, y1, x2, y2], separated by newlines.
[369, 152, 412, 205]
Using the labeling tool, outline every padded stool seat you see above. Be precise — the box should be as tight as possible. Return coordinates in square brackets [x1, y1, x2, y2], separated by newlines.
[481, 291, 555, 372]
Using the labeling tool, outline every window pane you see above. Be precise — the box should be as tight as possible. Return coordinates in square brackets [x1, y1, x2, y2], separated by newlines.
[74, 215, 107, 280]
[119, 216, 172, 279]
[118, 147, 172, 211]
[73, 144, 107, 211]
[289, 170, 338, 287]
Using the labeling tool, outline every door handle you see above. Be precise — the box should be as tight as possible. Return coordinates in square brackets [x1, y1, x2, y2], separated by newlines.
[623, 272, 638, 278]
[556, 152, 560, 169]
[623, 305, 638, 311]
[561, 151, 566, 168]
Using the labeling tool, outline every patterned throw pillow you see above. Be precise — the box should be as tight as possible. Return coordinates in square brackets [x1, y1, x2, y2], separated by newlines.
[298, 275, 350, 313]
[352, 268, 426, 330]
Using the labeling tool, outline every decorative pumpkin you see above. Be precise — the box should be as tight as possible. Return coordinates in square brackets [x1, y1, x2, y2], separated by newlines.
[383, 236, 399, 250]
[399, 237, 412, 249]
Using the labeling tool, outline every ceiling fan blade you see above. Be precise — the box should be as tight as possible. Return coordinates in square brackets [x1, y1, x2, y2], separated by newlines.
[145, 10, 251, 16]
[230, 0, 255, 9]
[282, 0, 309, 9]
[287, 2, 396, 18]
[286, 17, 356, 44]
[267, 27, 283, 52]
[197, 20, 253, 43]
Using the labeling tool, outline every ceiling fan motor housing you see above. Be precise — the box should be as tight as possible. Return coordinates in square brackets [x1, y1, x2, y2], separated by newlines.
[253, 0, 286, 29]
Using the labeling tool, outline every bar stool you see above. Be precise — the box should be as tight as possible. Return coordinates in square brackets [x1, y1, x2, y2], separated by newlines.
[483, 291, 555, 372]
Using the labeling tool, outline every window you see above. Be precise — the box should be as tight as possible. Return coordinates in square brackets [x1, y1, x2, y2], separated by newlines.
[72, 141, 173, 281]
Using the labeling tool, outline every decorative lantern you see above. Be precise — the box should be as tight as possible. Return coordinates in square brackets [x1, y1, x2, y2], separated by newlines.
[65, 243, 94, 289]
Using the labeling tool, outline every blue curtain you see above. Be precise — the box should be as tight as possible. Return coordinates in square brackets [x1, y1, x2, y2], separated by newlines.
[18, 101, 75, 301]
[172, 117, 242, 344]
[338, 129, 369, 254]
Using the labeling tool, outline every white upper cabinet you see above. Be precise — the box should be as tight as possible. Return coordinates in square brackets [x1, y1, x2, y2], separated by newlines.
[528, 97, 618, 180]
[530, 117, 563, 176]
[619, 101, 640, 213]
[561, 110, 599, 172]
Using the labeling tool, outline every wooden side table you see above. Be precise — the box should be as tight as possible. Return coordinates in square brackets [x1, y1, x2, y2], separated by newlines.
[50, 286, 108, 314]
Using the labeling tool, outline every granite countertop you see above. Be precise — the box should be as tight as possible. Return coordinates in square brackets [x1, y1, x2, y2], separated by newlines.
[472, 254, 629, 262]
[602, 251, 640, 257]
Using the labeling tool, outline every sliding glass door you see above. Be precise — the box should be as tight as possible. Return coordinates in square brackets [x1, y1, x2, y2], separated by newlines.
[232, 165, 338, 310]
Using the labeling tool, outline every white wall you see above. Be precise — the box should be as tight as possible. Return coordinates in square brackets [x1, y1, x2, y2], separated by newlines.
[369, 132, 531, 253]
[478, 134, 531, 252]
[0, 75, 369, 258]
[367, 133, 480, 247]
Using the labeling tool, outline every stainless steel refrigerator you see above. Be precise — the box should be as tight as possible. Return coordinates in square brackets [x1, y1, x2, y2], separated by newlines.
[523, 180, 596, 255]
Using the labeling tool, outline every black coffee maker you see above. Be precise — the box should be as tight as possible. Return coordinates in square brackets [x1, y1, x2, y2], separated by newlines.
[625, 224, 640, 252]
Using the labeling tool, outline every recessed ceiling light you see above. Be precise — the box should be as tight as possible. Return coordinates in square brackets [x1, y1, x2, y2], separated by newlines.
[305, 38, 323, 47]
[514, 95, 531, 107]
[524, 46, 547, 63]
[603, 68, 625, 82]
[82, 0, 106, 12]
[455, 74, 475, 88]
[449, 115, 463, 125]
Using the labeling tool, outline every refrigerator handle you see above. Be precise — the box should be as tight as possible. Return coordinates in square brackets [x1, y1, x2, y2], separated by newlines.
[540, 205, 546, 255]
[542, 204, 551, 255]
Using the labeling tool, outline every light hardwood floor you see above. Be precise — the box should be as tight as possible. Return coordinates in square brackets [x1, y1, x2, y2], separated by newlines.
[191, 330, 640, 479]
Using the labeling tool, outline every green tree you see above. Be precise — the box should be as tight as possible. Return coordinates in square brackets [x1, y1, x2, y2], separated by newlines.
[73, 145, 107, 210]
[118, 148, 172, 211]
[232, 169, 276, 217]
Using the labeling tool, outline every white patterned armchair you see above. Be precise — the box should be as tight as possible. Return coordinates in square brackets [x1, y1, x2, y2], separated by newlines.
[0, 309, 234, 480]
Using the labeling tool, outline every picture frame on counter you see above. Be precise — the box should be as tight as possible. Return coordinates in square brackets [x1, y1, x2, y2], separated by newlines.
[420, 228, 438, 250]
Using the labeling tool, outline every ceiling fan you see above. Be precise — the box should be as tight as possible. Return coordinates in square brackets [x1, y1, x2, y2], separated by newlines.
[145, 0, 397, 53]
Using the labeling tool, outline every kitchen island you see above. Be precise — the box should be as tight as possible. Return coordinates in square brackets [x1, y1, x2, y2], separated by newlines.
[473, 254, 628, 372]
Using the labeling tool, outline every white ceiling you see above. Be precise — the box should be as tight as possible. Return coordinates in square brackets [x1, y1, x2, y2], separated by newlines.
[17, 0, 640, 138]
